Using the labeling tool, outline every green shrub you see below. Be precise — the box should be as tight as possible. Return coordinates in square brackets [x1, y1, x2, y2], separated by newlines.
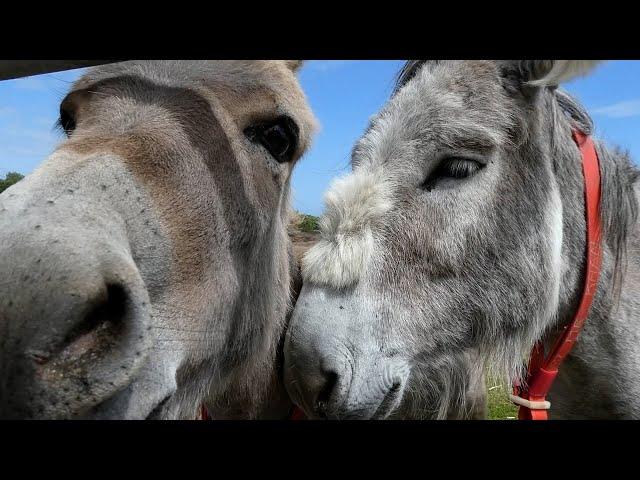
[297, 214, 320, 233]
[0, 172, 24, 194]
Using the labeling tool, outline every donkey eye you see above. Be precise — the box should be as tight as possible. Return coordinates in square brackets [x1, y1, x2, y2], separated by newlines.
[422, 157, 484, 191]
[245, 116, 299, 163]
[58, 102, 77, 136]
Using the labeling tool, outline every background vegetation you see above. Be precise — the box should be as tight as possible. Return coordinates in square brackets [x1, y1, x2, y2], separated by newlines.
[0, 172, 23, 193]
[291, 211, 320, 233]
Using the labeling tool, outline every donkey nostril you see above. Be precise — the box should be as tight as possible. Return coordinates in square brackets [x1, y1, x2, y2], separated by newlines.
[314, 369, 339, 418]
[58, 284, 129, 362]
[76, 284, 127, 336]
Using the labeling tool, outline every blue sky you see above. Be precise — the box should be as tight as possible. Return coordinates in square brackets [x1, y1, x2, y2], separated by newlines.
[1, 60, 639, 216]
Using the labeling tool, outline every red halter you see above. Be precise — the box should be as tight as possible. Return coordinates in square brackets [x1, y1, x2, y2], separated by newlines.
[510, 129, 603, 420]
[198, 404, 210, 420]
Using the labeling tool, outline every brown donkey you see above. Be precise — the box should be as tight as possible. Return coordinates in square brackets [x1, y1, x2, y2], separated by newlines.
[0, 60, 317, 419]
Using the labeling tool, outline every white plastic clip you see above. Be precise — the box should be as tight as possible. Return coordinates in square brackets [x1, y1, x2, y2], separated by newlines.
[509, 394, 551, 410]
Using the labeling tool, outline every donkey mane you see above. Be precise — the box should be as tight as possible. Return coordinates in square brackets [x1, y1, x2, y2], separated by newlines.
[511, 81, 638, 389]
[549, 88, 639, 308]
[394, 60, 430, 92]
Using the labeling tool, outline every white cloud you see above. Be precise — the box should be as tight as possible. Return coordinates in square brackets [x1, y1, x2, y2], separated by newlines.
[592, 99, 640, 118]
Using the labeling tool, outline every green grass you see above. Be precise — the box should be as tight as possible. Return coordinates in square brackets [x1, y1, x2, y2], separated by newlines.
[486, 381, 518, 420]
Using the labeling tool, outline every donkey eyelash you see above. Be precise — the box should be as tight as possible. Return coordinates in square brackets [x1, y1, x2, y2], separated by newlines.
[439, 158, 483, 178]
[422, 157, 485, 191]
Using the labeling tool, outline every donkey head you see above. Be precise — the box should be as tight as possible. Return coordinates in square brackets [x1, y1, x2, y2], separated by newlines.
[283, 60, 633, 419]
[0, 60, 317, 419]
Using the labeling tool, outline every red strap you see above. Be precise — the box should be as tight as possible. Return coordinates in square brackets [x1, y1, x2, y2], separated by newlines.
[513, 129, 603, 420]
[198, 404, 211, 420]
[289, 406, 306, 420]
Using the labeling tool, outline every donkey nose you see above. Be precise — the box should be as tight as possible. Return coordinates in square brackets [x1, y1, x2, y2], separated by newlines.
[284, 285, 411, 419]
[284, 350, 352, 419]
[0, 232, 153, 419]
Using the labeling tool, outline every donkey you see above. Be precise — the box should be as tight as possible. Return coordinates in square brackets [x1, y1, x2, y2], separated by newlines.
[0, 60, 317, 419]
[284, 60, 640, 419]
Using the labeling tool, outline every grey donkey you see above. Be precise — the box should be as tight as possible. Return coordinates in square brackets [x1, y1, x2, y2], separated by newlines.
[284, 60, 640, 419]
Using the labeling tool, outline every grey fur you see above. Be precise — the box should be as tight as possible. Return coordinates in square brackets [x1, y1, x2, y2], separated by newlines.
[285, 60, 640, 419]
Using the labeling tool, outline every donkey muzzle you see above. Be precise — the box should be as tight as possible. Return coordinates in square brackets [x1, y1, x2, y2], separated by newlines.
[0, 190, 152, 419]
[284, 284, 410, 420]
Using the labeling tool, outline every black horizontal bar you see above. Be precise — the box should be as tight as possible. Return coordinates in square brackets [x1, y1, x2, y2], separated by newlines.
[0, 60, 123, 81]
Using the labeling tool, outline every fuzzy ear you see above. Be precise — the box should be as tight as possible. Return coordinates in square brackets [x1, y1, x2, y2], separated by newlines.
[514, 60, 603, 87]
[284, 60, 304, 72]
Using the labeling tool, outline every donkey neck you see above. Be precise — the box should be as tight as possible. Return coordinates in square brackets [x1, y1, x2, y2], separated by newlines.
[201, 201, 294, 419]
[545, 106, 640, 417]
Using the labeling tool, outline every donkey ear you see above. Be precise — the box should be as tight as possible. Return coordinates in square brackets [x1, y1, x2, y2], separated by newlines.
[284, 60, 304, 73]
[508, 60, 603, 88]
